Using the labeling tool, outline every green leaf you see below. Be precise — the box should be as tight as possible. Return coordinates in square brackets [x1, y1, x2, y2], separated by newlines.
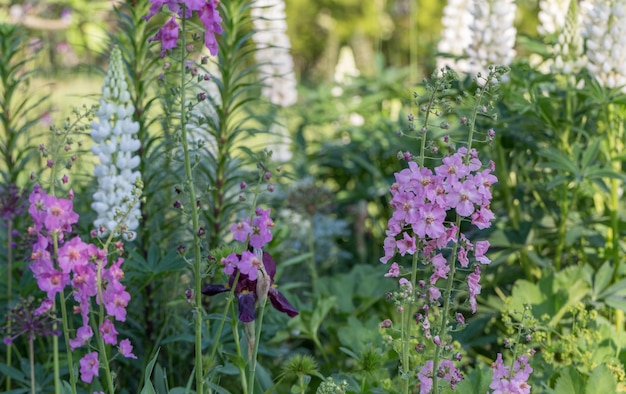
[585, 365, 616, 394]
[554, 366, 585, 394]
[0, 364, 28, 385]
[593, 262, 613, 297]
[140, 348, 161, 394]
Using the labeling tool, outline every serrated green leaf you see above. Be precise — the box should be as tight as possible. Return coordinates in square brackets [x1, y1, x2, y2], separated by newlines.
[554, 366, 585, 394]
[585, 364, 616, 394]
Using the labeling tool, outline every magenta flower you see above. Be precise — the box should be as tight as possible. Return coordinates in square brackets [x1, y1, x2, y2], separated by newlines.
[384, 262, 400, 277]
[145, 0, 223, 57]
[57, 236, 88, 273]
[99, 319, 118, 345]
[467, 265, 481, 314]
[249, 208, 274, 248]
[396, 232, 417, 256]
[490, 353, 533, 394]
[203, 251, 298, 323]
[474, 240, 491, 264]
[148, 16, 180, 58]
[70, 325, 94, 350]
[230, 219, 252, 243]
[79, 352, 100, 383]
[119, 338, 138, 359]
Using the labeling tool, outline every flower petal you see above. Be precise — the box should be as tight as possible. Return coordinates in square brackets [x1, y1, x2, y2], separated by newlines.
[238, 292, 257, 323]
[202, 284, 228, 296]
[268, 287, 298, 317]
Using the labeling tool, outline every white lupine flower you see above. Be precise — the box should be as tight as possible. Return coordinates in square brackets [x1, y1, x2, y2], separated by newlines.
[551, 0, 586, 75]
[436, 0, 473, 73]
[91, 47, 142, 241]
[582, 0, 626, 92]
[538, 0, 570, 36]
[465, 0, 517, 78]
[334, 46, 360, 85]
[251, 0, 298, 107]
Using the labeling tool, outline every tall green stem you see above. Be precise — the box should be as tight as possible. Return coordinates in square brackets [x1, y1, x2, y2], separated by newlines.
[247, 296, 268, 394]
[29, 337, 35, 394]
[52, 232, 77, 394]
[432, 216, 462, 394]
[307, 213, 317, 292]
[6, 219, 13, 392]
[176, 13, 206, 393]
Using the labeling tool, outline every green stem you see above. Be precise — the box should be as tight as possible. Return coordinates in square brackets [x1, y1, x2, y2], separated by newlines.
[248, 297, 268, 394]
[53, 318, 60, 394]
[6, 219, 13, 392]
[177, 11, 205, 393]
[206, 272, 240, 367]
[432, 216, 462, 394]
[29, 337, 35, 394]
[95, 259, 115, 394]
[53, 232, 77, 394]
[401, 251, 420, 394]
[307, 213, 317, 293]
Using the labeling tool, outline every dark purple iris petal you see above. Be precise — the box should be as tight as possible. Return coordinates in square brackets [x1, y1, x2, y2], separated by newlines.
[201, 284, 228, 296]
[238, 292, 257, 323]
[268, 287, 298, 317]
[263, 252, 276, 280]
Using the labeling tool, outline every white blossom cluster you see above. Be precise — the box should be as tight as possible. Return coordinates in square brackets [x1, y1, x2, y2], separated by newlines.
[551, 0, 586, 74]
[91, 47, 142, 241]
[251, 0, 298, 107]
[436, 0, 473, 73]
[465, 0, 517, 78]
[538, 0, 570, 36]
[581, 0, 626, 91]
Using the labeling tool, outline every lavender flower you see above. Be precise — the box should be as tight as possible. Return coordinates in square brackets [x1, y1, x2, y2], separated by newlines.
[2, 297, 60, 344]
[0, 183, 27, 222]
[251, 0, 298, 106]
[91, 47, 142, 241]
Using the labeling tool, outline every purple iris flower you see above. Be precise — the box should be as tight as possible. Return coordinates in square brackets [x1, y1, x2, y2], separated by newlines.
[202, 251, 298, 323]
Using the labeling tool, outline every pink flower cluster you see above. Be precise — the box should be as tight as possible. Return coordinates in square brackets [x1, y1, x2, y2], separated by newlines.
[417, 359, 464, 393]
[381, 147, 497, 312]
[145, 0, 223, 57]
[490, 353, 533, 394]
[224, 207, 274, 278]
[27, 185, 137, 384]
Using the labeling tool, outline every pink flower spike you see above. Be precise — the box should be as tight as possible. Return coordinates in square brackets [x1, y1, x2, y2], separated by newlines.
[79, 352, 100, 383]
[119, 338, 137, 359]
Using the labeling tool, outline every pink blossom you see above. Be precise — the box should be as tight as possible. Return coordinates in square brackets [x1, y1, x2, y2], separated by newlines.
[221, 253, 239, 275]
[380, 236, 396, 264]
[396, 232, 417, 256]
[413, 204, 446, 239]
[99, 319, 118, 345]
[490, 353, 533, 394]
[471, 206, 495, 229]
[42, 194, 78, 233]
[430, 253, 449, 285]
[384, 262, 400, 277]
[458, 246, 469, 268]
[70, 325, 94, 350]
[249, 208, 274, 248]
[417, 361, 433, 394]
[119, 338, 137, 359]
[230, 219, 252, 243]
[57, 236, 88, 273]
[79, 352, 100, 383]
[429, 286, 441, 302]
[34, 299, 54, 316]
[467, 265, 481, 313]
[474, 240, 491, 264]
[149, 16, 180, 58]
[237, 250, 261, 281]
